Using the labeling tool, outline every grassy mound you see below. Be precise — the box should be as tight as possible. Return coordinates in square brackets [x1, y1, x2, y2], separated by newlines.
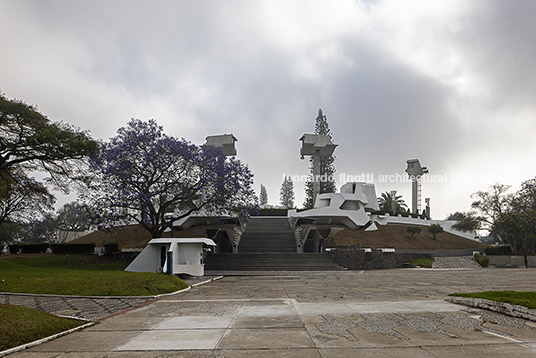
[0, 304, 86, 351]
[71, 224, 214, 249]
[0, 254, 188, 296]
[330, 224, 488, 250]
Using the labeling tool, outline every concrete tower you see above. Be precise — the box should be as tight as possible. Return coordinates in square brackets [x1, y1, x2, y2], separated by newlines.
[405, 159, 428, 214]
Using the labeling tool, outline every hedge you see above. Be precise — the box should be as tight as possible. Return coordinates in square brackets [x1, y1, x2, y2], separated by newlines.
[484, 246, 512, 256]
[104, 243, 119, 255]
[50, 243, 95, 255]
[8, 243, 49, 254]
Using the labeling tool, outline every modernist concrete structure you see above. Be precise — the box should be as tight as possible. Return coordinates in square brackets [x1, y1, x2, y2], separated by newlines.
[288, 181, 478, 241]
[405, 158, 429, 214]
[205, 134, 237, 156]
[125, 238, 216, 276]
[299, 133, 337, 205]
[289, 182, 380, 230]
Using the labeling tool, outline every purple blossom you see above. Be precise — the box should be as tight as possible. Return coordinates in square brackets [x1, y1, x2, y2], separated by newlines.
[87, 119, 258, 237]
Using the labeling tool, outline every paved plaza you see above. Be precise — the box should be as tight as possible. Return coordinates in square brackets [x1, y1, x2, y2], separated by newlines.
[5, 268, 536, 357]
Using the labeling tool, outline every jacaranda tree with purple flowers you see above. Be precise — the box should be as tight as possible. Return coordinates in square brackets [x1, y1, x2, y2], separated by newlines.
[88, 119, 257, 237]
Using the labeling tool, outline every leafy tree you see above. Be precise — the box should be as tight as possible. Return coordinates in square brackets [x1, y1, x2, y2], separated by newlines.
[0, 221, 24, 246]
[449, 212, 485, 233]
[259, 184, 268, 205]
[24, 213, 59, 243]
[446, 212, 466, 221]
[303, 108, 337, 208]
[470, 183, 512, 230]
[0, 170, 55, 242]
[455, 180, 536, 255]
[0, 94, 98, 196]
[452, 184, 512, 242]
[86, 119, 257, 237]
[406, 225, 421, 238]
[378, 191, 408, 214]
[56, 201, 94, 231]
[491, 178, 536, 257]
[495, 210, 536, 265]
[511, 178, 536, 212]
[428, 224, 444, 240]
[279, 176, 295, 208]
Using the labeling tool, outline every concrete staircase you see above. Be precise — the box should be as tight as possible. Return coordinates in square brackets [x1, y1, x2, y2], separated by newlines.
[204, 217, 345, 272]
[432, 256, 482, 269]
[238, 217, 296, 253]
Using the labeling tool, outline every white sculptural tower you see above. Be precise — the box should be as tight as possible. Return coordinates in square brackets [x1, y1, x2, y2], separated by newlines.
[299, 134, 337, 205]
[405, 159, 428, 214]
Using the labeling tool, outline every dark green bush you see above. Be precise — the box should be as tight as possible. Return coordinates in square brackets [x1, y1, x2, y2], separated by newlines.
[104, 243, 119, 255]
[406, 226, 422, 238]
[50, 243, 95, 255]
[474, 253, 489, 267]
[484, 246, 512, 256]
[8, 243, 49, 254]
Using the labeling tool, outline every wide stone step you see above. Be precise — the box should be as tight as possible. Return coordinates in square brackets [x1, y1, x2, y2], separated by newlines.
[204, 253, 346, 271]
[239, 229, 296, 253]
[244, 217, 291, 231]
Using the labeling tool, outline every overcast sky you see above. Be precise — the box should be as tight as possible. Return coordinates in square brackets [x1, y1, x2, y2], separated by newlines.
[1, 0, 535, 219]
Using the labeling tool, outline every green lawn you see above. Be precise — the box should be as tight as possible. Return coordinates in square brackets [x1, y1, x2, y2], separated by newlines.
[0, 303, 87, 351]
[449, 291, 536, 309]
[0, 254, 190, 353]
[409, 257, 433, 268]
[0, 254, 188, 296]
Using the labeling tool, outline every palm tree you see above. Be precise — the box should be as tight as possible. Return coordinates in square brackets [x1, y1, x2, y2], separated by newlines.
[377, 191, 408, 214]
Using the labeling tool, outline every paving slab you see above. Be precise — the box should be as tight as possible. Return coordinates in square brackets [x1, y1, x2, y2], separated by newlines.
[4, 268, 536, 357]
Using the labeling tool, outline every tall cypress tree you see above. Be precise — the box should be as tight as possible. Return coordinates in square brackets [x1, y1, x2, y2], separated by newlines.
[280, 176, 295, 208]
[303, 109, 337, 209]
[259, 184, 268, 205]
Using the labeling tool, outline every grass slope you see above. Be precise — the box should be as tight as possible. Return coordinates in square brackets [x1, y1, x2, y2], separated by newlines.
[71, 224, 212, 249]
[330, 224, 488, 250]
[0, 304, 87, 351]
[73, 223, 488, 251]
[0, 254, 188, 296]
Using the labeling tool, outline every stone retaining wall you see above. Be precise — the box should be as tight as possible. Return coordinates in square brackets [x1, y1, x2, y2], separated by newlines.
[446, 296, 536, 322]
[327, 245, 433, 270]
[487, 255, 536, 268]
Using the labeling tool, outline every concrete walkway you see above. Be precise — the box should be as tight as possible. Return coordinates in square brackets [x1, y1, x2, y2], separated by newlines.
[5, 268, 536, 357]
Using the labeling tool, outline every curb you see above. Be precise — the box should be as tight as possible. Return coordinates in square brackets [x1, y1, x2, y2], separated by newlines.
[0, 321, 95, 357]
[0, 276, 224, 355]
[446, 296, 536, 322]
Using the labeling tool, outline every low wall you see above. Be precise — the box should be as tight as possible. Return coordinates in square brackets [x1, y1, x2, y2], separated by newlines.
[396, 248, 485, 257]
[447, 296, 536, 322]
[487, 255, 536, 268]
[328, 245, 433, 270]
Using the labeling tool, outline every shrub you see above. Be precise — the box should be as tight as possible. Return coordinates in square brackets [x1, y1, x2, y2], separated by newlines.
[428, 224, 444, 240]
[484, 246, 512, 256]
[104, 243, 119, 256]
[50, 243, 95, 255]
[406, 226, 421, 238]
[474, 253, 489, 267]
[8, 243, 49, 254]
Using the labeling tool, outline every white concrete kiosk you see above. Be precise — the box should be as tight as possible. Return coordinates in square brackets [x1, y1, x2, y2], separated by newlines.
[125, 238, 216, 276]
